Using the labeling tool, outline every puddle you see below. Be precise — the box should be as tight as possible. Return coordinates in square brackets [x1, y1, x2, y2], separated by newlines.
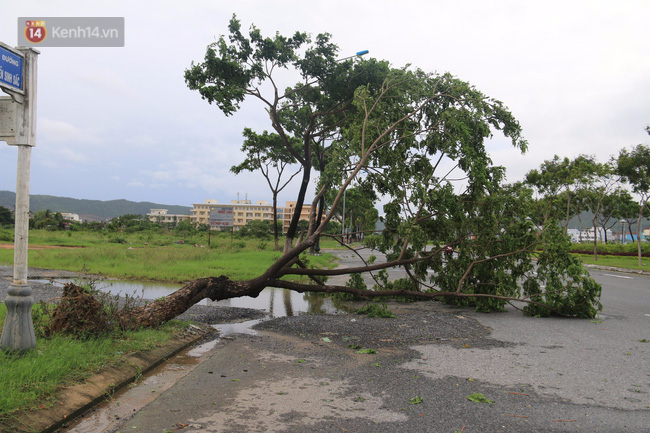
[61, 338, 221, 433]
[33, 279, 344, 317]
[213, 318, 264, 336]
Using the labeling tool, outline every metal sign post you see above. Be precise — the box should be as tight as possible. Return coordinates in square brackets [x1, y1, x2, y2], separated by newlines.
[209, 207, 234, 248]
[0, 43, 39, 352]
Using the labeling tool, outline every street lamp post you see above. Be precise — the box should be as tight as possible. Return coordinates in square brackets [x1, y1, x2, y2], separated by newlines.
[337, 50, 369, 62]
[333, 50, 368, 245]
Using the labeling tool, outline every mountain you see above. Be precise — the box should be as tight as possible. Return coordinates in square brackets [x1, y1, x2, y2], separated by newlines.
[566, 211, 650, 231]
[0, 191, 191, 221]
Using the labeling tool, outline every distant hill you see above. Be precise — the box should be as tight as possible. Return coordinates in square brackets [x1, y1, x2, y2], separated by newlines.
[567, 211, 650, 231]
[0, 190, 191, 221]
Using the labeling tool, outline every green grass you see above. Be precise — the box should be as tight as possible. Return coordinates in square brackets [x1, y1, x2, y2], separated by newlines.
[0, 303, 188, 420]
[574, 253, 650, 271]
[0, 230, 337, 283]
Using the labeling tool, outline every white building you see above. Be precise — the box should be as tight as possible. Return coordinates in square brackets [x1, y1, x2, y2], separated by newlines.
[60, 212, 81, 222]
[567, 227, 613, 243]
[147, 209, 190, 224]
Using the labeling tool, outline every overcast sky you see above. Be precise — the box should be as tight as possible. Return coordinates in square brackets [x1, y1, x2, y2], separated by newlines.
[1, 0, 648, 209]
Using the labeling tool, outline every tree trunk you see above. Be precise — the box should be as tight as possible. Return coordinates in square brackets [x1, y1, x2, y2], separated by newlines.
[577, 213, 584, 242]
[309, 195, 324, 254]
[284, 164, 311, 253]
[592, 219, 599, 261]
[309, 152, 326, 255]
[637, 205, 643, 267]
[47, 276, 260, 334]
[272, 192, 280, 251]
[628, 221, 635, 245]
[564, 192, 572, 234]
[125, 276, 258, 328]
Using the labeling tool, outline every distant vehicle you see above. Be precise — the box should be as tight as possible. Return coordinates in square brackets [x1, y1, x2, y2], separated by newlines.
[443, 245, 454, 257]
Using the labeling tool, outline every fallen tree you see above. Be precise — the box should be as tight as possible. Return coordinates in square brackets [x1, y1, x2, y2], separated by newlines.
[51, 16, 602, 333]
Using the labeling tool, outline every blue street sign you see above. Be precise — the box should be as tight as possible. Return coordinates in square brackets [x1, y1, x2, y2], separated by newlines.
[0, 45, 24, 92]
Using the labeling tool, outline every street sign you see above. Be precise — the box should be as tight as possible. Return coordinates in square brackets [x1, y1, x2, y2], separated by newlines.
[0, 43, 24, 93]
[210, 207, 234, 228]
[0, 42, 38, 351]
[0, 96, 17, 140]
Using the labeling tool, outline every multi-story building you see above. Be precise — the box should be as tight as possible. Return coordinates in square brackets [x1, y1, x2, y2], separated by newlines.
[147, 209, 191, 224]
[188, 199, 219, 226]
[229, 199, 276, 230]
[186, 199, 313, 233]
[151, 198, 314, 233]
[283, 200, 314, 233]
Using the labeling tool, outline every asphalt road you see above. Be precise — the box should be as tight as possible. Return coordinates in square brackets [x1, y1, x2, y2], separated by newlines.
[71, 252, 649, 433]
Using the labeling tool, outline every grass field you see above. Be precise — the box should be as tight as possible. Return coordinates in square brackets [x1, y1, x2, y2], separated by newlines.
[0, 230, 339, 283]
[574, 254, 650, 271]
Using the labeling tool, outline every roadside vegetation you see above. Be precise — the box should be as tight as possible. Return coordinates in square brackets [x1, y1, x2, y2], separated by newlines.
[574, 254, 650, 270]
[0, 300, 189, 425]
[570, 242, 650, 270]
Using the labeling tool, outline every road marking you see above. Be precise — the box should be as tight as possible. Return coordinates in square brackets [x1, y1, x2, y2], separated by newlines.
[602, 273, 634, 280]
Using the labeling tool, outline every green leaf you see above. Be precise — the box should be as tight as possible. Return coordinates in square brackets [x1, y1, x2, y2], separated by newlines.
[466, 392, 494, 404]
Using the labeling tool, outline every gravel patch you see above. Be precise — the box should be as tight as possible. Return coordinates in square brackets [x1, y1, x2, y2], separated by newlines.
[254, 301, 513, 350]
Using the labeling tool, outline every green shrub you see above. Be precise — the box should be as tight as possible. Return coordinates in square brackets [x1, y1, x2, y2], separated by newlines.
[356, 302, 396, 318]
[570, 242, 650, 256]
[0, 229, 13, 242]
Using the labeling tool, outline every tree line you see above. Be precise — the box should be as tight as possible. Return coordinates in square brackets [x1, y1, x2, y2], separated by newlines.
[524, 133, 650, 265]
[0, 208, 348, 244]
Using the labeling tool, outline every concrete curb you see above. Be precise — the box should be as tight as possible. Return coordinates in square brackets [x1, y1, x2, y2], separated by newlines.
[583, 263, 650, 276]
[3, 329, 206, 433]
